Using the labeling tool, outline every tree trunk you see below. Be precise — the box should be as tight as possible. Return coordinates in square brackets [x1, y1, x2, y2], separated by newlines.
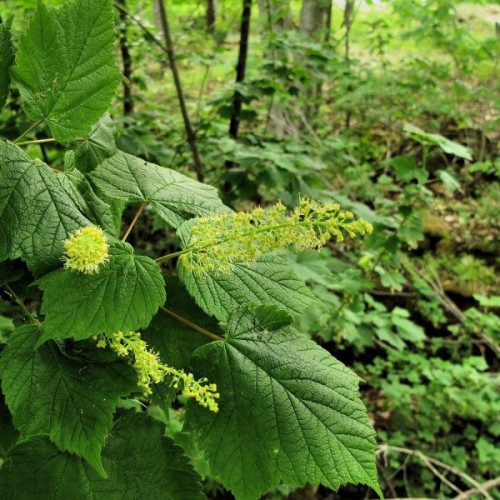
[206, 0, 216, 33]
[298, 0, 332, 122]
[299, 0, 330, 39]
[257, 0, 293, 32]
[228, 0, 253, 141]
[157, 0, 204, 182]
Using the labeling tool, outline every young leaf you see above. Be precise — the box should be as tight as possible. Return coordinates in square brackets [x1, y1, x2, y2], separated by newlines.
[178, 254, 317, 322]
[0, 141, 89, 275]
[38, 241, 166, 344]
[11, 0, 122, 142]
[89, 151, 229, 227]
[186, 305, 382, 499]
[0, 325, 137, 476]
[0, 412, 204, 499]
[0, 18, 14, 111]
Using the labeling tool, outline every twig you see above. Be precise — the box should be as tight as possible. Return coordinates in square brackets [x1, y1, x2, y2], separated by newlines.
[113, 2, 166, 54]
[121, 201, 148, 241]
[159, 306, 223, 341]
[400, 254, 500, 356]
[378, 445, 493, 499]
[454, 477, 500, 500]
[157, 0, 204, 182]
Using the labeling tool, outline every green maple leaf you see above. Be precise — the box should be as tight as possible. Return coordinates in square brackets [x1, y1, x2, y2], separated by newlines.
[178, 254, 317, 322]
[38, 241, 166, 345]
[0, 325, 136, 476]
[89, 151, 229, 227]
[0, 411, 204, 499]
[11, 0, 122, 142]
[0, 18, 14, 111]
[0, 141, 89, 275]
[186, 305, 382, 499]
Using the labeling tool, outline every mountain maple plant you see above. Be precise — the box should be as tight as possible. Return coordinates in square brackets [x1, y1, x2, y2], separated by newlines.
[0, 0, 382, 498]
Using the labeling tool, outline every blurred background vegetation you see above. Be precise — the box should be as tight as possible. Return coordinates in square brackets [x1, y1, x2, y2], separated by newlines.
[1, 0, 498, 498]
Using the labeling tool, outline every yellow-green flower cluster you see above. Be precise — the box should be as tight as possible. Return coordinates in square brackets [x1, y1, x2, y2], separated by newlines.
[63, 226, 109, 274]
[96, 331, 219, 413]
[180, 198, 373, 275]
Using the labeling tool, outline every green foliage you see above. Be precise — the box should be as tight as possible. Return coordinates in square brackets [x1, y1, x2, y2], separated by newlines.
[38, 241, 166, 344]
[0, 411, 205, 499]
[0, 325, 136, 476]
[179, 254, 317, 323]
[186, 305, 382, 499]
[0, 0, 383, 497]
[89, 151, 230, 227]
[11, 0, 121, 141]
[0, 141, 89, 275]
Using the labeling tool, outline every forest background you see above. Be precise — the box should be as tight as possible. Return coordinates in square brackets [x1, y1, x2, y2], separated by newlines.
[0, 0, 498, 498]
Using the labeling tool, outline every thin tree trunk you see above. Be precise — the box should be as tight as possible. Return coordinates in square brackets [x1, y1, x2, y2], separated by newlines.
[206, 0, 216, 33]
[117, 0, 134, 116]
[298, 0, 331, 123]
[157, 0, 204, 182]
[228, 0, 253, 141]
[342, 0, 355, 129]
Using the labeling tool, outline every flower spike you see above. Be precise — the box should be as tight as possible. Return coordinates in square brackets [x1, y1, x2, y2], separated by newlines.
[180, 197, 373, 275]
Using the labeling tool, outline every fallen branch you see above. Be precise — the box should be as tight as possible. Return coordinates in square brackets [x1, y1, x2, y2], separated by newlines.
[378, 445, 493, 499]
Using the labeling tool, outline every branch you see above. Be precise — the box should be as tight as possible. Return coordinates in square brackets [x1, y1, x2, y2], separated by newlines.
[378, 445, 493, 499]
[454, 477, 500, 500]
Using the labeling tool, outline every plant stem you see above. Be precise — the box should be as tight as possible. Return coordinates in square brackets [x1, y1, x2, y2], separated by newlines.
[3, 283, 41, 327]
[13, 119, 43, 144]
[159, 306, 223, 341]
[15, 138, 57, 146]
[122, 201, 148, 241]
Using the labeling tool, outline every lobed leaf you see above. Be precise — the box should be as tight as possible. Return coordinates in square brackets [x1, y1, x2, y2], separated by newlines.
[0, 325, 136, 476]
[11, 0, 122, 142]
[186, 305, 382, 499]
[178, 254, 317, 323]
[89, 151, 229, 227]
[0, 411, 204, 499]
[38, 241, 166, 345]
[0, 141, 89, 275]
